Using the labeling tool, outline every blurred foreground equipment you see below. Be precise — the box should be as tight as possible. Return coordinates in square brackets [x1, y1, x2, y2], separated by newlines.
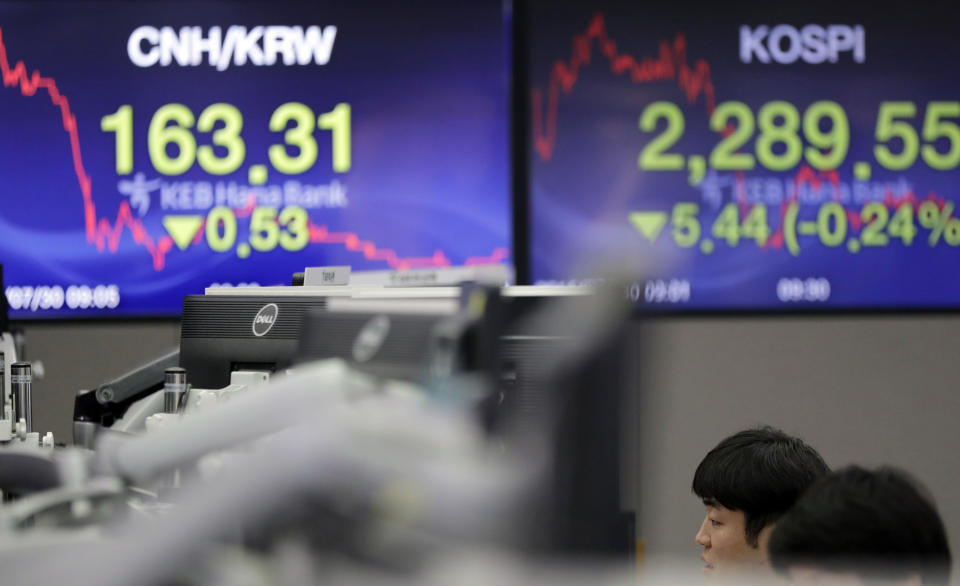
[2, 279, 641, 585]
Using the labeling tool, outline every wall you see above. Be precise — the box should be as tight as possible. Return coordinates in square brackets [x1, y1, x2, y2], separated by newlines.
[634, 315, 960, 568]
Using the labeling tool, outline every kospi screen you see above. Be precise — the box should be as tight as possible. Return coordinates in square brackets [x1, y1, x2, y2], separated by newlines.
[527, 1, 960, 310]
[1, 0, 510, 317]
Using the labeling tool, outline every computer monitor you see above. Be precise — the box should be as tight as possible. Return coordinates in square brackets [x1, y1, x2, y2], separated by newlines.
[179, 292, 331, 389]
[0, 0, 510, 318]
[295, 310, 487, 385]
[178, 285, 475, 390]
[493, 287, 636, 558]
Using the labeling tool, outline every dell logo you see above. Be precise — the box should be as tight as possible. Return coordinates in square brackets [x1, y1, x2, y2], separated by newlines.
[740, 25, 865, 64]
[352, 315, 391, 363]
[252, 303, 279, 337]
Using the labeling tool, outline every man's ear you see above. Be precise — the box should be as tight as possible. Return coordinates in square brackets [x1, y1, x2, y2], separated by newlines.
[756, 523, 776, 555]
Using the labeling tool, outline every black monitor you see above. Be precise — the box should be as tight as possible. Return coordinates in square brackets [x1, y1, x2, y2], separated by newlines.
[179, 293, 330, 389]
[294, 285, 502, 387]
[296, 311, 470, 384]
[492, 288, 636, 559]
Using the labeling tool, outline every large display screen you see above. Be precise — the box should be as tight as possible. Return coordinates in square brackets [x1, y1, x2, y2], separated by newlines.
[528, 2, 960, 309]
[1, 0, 510, 317]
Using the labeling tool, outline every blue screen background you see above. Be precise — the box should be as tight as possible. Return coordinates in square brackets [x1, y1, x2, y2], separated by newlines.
[0, 0, 511, 317]
[528, 1, 960, 309]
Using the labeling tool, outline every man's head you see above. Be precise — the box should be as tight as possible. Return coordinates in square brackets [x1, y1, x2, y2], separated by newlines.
[768, 466, 952, 586]
[692, 426, 830, 575]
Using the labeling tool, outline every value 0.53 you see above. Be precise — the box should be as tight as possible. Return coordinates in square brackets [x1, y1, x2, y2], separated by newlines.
[101, 102, 351, 178]
[199, 205, 309, 256]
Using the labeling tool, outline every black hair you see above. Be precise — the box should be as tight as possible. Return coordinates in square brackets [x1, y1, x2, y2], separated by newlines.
[768, 466, 952, 585]
[692, 426, 830, 547]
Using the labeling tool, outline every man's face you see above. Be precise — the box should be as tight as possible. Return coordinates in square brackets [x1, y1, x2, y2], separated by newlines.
[695, 500, 771, 576]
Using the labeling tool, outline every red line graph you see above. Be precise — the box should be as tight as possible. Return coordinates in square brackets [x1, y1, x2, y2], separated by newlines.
[306, 222, 453, 270]
[0, 27, 174, 270]
[465, 247, 511, 266]
[532, 12, 716, 161]
[0, 27, 508, 271]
